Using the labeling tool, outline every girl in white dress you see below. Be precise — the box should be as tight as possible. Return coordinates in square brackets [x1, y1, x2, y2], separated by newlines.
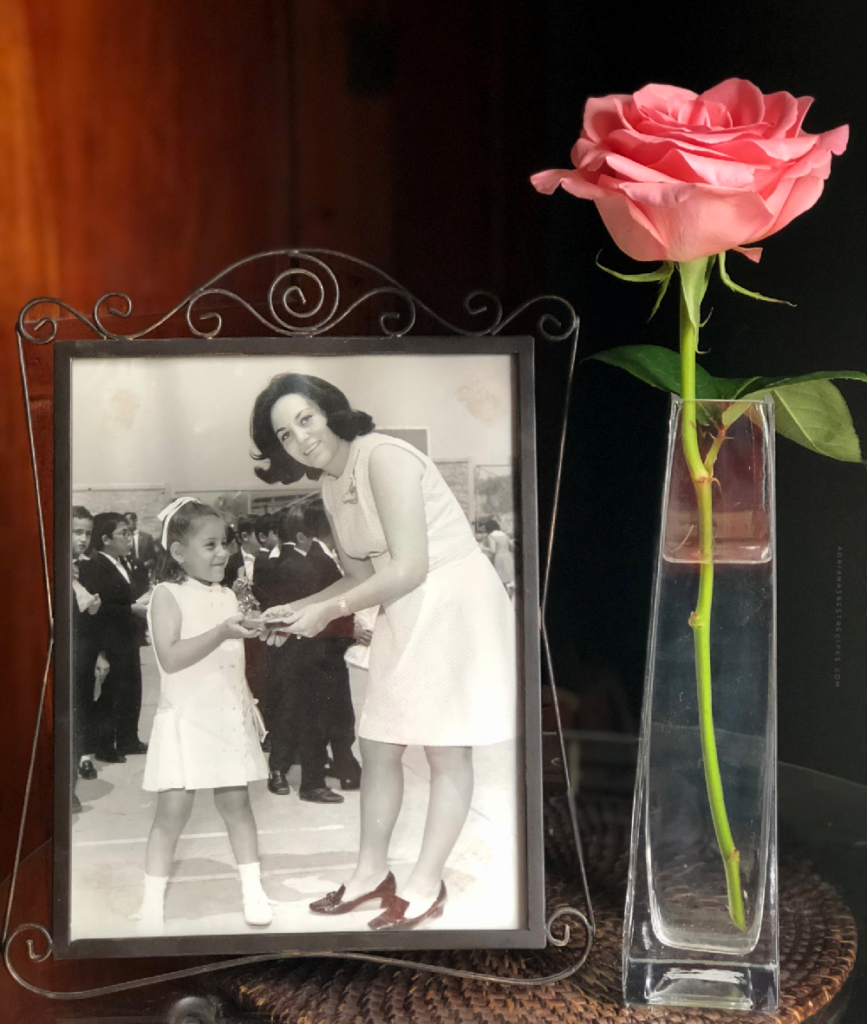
[136, 498, 271, 932]
[250, 374, 516, 931]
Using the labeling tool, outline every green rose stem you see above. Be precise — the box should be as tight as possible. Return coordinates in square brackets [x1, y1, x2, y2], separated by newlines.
[678, 257, 746, 932]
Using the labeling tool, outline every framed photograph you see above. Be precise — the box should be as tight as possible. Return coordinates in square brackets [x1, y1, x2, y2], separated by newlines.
[53, 335, 543, 958]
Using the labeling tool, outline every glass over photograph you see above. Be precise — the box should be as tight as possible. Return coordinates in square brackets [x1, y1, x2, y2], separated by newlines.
[58, 344, 540, 955]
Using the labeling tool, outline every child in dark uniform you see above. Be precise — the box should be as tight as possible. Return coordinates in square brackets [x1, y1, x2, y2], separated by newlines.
[263, 497, 361, 801]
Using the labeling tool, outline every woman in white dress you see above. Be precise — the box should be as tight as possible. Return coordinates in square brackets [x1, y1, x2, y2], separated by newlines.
[250, 373, 516, 930]
[484, 517, 516, 595]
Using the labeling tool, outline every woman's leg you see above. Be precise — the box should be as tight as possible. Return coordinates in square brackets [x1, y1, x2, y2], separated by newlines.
[401, 745, 474, 913]
[341, 737, 406, 900]
[145, 788, 195, 876]
[213, 785, 260, 864]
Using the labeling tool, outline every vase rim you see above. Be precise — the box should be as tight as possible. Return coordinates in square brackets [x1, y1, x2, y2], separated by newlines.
[670, 394, 774, 407]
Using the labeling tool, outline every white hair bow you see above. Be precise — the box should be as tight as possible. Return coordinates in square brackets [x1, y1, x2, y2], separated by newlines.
[157, 496, 198, 547]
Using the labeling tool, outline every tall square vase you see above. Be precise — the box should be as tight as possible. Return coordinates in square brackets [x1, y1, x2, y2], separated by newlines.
[623, 395, 779, 1012]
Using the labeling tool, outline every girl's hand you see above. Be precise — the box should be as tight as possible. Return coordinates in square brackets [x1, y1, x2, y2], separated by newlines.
[221, 613, 259, 640]
[86, 593, 102, 616]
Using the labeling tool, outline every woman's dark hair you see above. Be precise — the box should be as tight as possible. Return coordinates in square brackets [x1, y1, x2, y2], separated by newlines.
[155, 500, 223, 584]
[483, 518, 501, 533]
[91, 512, 128, 551]
[250, 373, 375, 484]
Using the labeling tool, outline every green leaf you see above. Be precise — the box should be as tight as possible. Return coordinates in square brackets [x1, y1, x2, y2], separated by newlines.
[730, 368, 867, 398]
[589, 349, 866, 461]
[589, 345, 725, 398]
[742, 379, 863, 462]
[717, 250, 795, 306]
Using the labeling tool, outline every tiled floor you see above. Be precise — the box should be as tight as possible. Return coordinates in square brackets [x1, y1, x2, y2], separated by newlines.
[70, 648, 522, 941]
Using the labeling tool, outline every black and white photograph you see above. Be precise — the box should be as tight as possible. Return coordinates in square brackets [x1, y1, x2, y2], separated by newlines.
[54, 338, 543, 957]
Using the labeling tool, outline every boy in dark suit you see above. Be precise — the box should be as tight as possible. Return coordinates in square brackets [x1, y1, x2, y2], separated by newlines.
[79, 512, 149, 762]
[124, 511, 159, 580]
[224, 515, 261, 587]
[71, 506, 103, 808]
[263, 498, 360, 802]
[222, 516, 269, 712]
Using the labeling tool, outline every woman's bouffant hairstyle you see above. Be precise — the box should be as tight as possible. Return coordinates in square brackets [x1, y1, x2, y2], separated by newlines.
[250, 373, 375, 484]
[155, 500, 224, 584]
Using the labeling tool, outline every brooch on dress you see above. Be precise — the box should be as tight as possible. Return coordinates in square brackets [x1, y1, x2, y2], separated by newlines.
[341, 450, 360, 504]
[342, 471, 358, 504]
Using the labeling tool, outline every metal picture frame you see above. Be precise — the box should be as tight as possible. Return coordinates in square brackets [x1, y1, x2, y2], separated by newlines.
[7, 250, 593, 999]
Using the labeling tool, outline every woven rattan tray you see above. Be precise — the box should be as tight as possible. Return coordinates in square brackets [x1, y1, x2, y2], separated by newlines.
[223, 795, 858, 1023]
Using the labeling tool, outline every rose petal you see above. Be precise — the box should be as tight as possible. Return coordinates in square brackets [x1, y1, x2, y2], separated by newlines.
[700, 79, 766, 127]
[602, 150, 687, 186]
[760, 90, 802, 136]
[530, 167, 608, 200]
[655, 149, 760, 189]
[594, 195, 669, 262]
[625, 187, 775, 262]
[582, 94, 633, 143]
[755, 174, 826, 239]
[618, 181, 699, 208]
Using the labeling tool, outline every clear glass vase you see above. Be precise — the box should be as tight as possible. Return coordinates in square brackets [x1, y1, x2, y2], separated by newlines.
[623, 396, 779, 1012]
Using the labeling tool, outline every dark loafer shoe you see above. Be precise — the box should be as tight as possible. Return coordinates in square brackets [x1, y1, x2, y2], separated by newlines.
[310, 871, 396, 915]
[121, 740, 149, 755]
[95, 750, 127, 764]
[78, 759, 97, 780]
[267, 770, 290, 796]
[368, 882, 447, 931]
[299, 786, 344, 804]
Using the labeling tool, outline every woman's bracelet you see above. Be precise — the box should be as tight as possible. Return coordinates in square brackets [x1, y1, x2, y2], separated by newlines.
[336, 595, 351, 618]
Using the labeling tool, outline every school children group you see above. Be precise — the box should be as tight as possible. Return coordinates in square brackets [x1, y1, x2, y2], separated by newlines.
[71, 496, 364, 930]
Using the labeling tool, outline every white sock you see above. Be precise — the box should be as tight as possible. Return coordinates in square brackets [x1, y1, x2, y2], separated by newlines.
[135, 874, 168, 926]
[238, 861, 267, 902]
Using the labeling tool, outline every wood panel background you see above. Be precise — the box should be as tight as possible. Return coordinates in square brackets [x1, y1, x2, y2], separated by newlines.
[0, 1, 545, 1009]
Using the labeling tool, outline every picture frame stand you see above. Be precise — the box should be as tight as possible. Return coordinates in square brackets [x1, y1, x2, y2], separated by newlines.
[5, 250, 594, 1004]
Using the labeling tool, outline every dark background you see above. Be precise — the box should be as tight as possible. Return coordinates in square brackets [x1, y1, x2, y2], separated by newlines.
[2, 0, 866, 951]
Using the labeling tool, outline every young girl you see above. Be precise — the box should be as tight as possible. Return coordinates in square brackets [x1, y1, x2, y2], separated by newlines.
[136, 498, 272, 932]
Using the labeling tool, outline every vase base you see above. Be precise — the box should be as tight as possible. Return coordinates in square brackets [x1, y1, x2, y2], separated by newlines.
[624, 956, 779, 1012]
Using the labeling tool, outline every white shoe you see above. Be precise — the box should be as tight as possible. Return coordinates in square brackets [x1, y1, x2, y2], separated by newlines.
[131, 904, 164, 933]
[243, 893, 275, 927]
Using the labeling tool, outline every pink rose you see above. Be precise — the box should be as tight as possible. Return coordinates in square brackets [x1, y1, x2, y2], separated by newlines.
[532, 79, 848, 263]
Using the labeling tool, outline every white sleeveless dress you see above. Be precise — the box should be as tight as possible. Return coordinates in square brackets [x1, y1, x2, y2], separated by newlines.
[322, 433, 517, 746]
[143, 579, 268, 792]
